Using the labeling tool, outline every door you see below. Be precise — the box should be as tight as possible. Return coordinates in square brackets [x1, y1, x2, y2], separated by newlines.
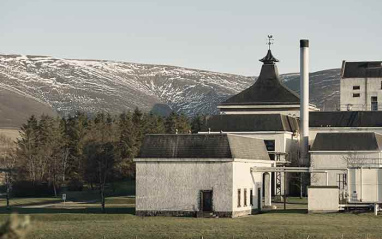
[337, 173, 347, 203]
[201, 190, 213, 212]
[371, 96, 378, 111]
[257, 187, 262, 211]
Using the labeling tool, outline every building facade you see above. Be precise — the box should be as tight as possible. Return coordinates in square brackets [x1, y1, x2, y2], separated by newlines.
[135, 134, 273, 218]
[309, 111, 382, 144]
[199, 114, 300, 196]
[310, 132, 382, 202]
[340, 61, 382, 111]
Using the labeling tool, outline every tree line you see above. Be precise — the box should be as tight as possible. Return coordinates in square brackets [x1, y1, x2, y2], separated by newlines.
[0, 108, 205, 211]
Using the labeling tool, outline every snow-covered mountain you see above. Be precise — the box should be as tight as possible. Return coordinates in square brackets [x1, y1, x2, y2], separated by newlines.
[0, 54, 341, 126]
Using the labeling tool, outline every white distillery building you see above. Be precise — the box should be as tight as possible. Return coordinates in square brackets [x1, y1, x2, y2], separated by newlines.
[202, 47, 315, 197]
[199, 114, 300, 197]
[135, 134, 273, 218]
[340, 61, 382, 111]
[134, 39, 382, 214]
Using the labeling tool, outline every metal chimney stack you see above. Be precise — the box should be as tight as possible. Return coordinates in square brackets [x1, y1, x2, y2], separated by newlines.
[300, 39, 309, 161]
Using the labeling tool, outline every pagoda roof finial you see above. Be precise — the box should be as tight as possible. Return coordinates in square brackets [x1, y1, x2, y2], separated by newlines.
[260, 35, 279, 64]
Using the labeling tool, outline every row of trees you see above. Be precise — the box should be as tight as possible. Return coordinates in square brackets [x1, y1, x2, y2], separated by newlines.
[1, 108, 205, 211]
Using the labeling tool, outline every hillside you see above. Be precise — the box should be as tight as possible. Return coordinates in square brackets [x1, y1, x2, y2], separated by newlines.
[0, 87, 56, 128]
[0, 54, 341, 126]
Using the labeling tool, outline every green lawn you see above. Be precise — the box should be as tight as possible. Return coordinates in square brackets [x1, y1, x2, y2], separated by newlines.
[0, 197, 60, 207]
[0, 196, 381, 239]
[0, 190, 379, 239]
[0, 209, 381, 239]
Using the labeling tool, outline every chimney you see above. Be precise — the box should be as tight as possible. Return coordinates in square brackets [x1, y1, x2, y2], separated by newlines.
[300, 39, 309, 161]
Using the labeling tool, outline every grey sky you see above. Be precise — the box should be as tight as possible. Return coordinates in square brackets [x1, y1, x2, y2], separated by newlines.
[1, 0, 381, 76]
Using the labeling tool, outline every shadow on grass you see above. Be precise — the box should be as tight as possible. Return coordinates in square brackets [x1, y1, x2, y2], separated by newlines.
[262, 209, 308, 214]
[4, 200, 62, 207]
[0, 206, 136, 215]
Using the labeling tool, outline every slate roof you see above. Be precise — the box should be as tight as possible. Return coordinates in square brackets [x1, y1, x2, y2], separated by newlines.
[342, 61, 382, 78]
[200, 114, 299, 132]
[311, 132, 382, 151]
[310, 111, 382, 128]
[138, 134, 270, 160]
[221, 50, 300, 106]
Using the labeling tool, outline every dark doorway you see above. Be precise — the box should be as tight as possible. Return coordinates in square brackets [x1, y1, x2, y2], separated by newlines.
[201, 190, 213, 212]
[371, 96, 378, 111]
[271, 172, 276, 196]
[257, 187, 261, 211]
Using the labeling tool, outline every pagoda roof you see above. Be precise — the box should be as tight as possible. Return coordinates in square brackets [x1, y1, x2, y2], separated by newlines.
[259, 50, 279, 64]
[221, 51, 300, 106]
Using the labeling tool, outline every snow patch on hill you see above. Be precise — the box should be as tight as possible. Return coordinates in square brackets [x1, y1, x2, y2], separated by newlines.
[0, 54, 340, 116]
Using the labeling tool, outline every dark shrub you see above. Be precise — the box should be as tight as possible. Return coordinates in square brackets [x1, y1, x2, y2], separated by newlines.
[12, 181, 56, 197]
[67, 178, 83, 191]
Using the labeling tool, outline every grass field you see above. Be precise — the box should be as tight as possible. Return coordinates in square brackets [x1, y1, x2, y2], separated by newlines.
[1, 208, 381, 239]
[0, 128, 20, 141]
[1, 195, 382, 239]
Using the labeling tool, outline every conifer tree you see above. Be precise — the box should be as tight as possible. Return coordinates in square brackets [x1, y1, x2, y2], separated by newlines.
[191, 114, 206, 133]
[165, 112, 178, 134]
[176, 113, 191, 133]
[16, 115, 39, 183]
[65, 112, 89, 184]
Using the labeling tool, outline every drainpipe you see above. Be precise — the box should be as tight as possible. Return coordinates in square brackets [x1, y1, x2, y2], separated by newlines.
[326, 171, 329, 186]
[360, 167, 363, 202]
[347, 168, 350, 203]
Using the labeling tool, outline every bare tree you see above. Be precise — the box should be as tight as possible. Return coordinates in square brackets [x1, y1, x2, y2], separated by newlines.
[288, 141, 309, 198]
[342, 153, 369, 168]
[84, 142, 116, 213]
[0, 134, 16, 209]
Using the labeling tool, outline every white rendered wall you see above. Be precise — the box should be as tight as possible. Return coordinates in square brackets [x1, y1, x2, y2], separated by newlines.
[136, 161, 233, 213]
[233, 133, 289, 154]
[310, 152, 380, 186]
[348, 168, 382, 203]
[340, 77, 382, 111]
[220, 109, 301, 117]
[219, 106, 319, 117]
[232, 160, 273, 215]
[232, 133, 297, 194]
[308, 187, 339, 212]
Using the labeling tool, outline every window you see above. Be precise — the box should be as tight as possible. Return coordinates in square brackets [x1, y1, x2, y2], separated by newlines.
[337, 174, 348, 202]
[353, 93, 360, 98]
[371, 96, 378, 111]
[337, 174, 347, 190]
[353, 85, 360, 90]
[264, 140, 275, 160]
[264, 140, 275, 151]
[244, 189, 247, 207]
[250, 189, 253, 206]
[237, 189, 241, 207]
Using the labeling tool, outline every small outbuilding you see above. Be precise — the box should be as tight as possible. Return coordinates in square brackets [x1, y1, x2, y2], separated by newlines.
[135, 134, 273, 218]
[310, 132, 382, 201]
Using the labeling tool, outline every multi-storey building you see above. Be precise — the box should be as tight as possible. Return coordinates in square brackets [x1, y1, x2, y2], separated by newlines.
[340, 61, 382, 111]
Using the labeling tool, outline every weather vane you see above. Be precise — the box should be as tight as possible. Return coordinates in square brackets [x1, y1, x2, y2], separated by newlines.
[267, 35, 274, 50]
